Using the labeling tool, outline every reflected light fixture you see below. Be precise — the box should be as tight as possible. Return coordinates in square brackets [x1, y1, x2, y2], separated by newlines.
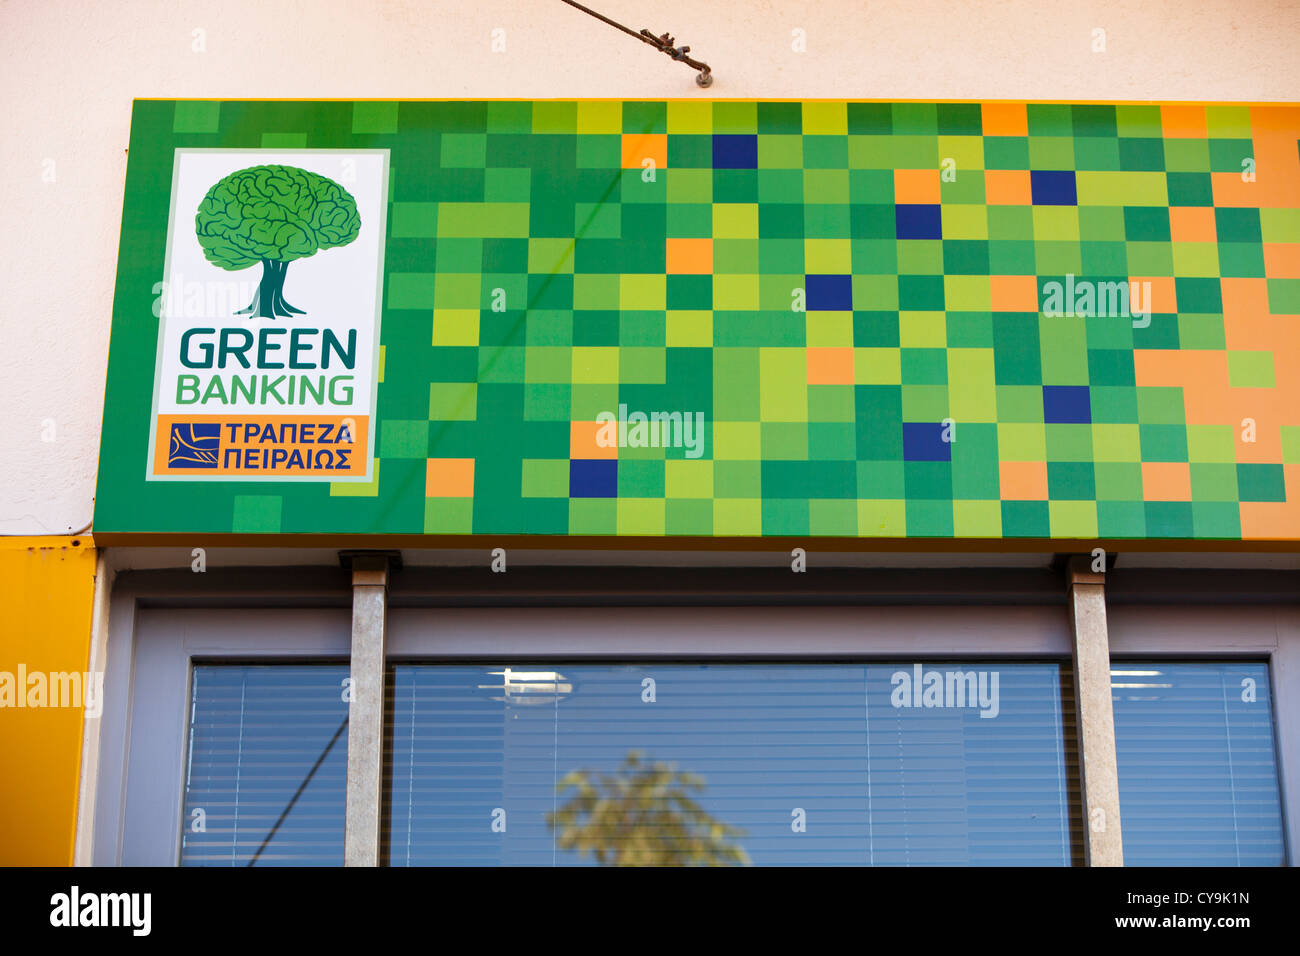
[479, 667, 575, 705]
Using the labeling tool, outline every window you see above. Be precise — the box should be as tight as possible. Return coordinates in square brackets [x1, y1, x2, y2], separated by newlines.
[180, 664, 350, 866]
[385, 662, 1074, 866]
[95, 597, 1298, 867]
[1111, 661, 1285, 866]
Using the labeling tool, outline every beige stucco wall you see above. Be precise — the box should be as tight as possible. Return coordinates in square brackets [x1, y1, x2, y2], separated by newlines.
[1, 0, 1297, 534]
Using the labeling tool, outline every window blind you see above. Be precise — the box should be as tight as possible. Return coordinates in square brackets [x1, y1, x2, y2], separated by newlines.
[385, 662, 1073, 866]
[1112, 661, 1285, 865]
[181, 664, 349, 866]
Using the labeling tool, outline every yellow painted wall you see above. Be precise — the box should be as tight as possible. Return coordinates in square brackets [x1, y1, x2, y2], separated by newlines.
[0, 536, 97, 865]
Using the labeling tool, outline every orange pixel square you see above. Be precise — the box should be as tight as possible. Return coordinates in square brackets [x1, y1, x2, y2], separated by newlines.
[666, 238, 713, 274]
[426, 458, 475, 497]
[1161, 105, 1208, 139]
[989, 275, 1040, 312]
[999, 461, 1048, 500]
[981, 103, 1028, 137]
[1130, 276, 1177, 314]
[984, 169, 1033, 205]
[570, 420, 618, 459]
[1142, 462, 1192, 501]
[894, 169, 941, 204]
[1263, 243, 1300, 279]
[621, 133, 667, 171]
[1169, 207, 1216, 242]
[806, 347, 855, 385]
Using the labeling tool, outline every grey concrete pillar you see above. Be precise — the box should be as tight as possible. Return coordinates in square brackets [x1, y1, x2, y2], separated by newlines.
[1066, 555, 1124, 866]
[344, 554, 390, 866]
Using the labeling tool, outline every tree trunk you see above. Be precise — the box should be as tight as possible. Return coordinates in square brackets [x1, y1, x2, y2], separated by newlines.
[236, 259, 305, 319]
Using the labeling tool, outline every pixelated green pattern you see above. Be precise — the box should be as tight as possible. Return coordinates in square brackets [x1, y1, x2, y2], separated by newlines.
[93, 100, 1300, 539]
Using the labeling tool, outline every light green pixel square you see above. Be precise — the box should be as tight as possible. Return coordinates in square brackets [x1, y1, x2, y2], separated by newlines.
[619, 347, 666, 384]
[424, 497, 473, 534]
[858, 499, 907, 537]
[953, 499, 1002, 537]
[1049, 500, 1098, 538]
[901, 385, 949, 420]
[567, 498, 616, 534]
[713, 498, 762, 535]
[570, 385, 619, 420]
[429, 382, 478, 420]
[666, 460, 714, 498]
[1228, 351, 1276, 388]
[529, 238, 576, 274]
[759, 349, 808, 421]
[1046, 424, 1093, 461]
[574, 274, 620, 310]
[432, 273, 482, 308]
[1115, 105, 1162, 137]
[1186, 425, 1237, 463]
[759, 135, 803, 168]
[617, 498, 666, 535]
[1260, 208, 1300, 244]
[440, 133, 486, 167]
[174, 101, 221, 133]
[810, 499, 857, 535]
[351, 101, 398, 134]
[572, 347, 619, 384]
[667, 168, 713, 203]
[998, 423, 1046, 460]
[713, 422, 762, 459]
[1172, 242, 1219, 277]
[388, 274, 437, 309]
[1281, 426, 1300, 464]
[1093, 424, 1142, 461]
[1092, 424, 1144, 463]
[942, 206, 989, 240]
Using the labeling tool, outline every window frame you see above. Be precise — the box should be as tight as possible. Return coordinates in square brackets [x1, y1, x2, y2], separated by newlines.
[88, 571, 1299, 866]
[1106, 602, 1298, 865]
[92, 603, 351, 866]
[1105, 654, 1286, 866]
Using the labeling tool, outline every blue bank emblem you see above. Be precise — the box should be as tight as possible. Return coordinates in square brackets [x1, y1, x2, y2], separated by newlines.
[168, 423, 220, 468]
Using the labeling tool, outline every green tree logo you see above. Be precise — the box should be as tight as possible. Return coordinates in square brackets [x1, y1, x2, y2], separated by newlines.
[547, 751, 750, 866]
[194, 164, 361, 319]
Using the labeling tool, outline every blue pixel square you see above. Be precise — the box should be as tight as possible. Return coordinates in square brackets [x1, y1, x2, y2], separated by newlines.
[1043, 385, 1091, 423]
[805, 274, 853, 310]
[1030, 170, 1077, 205]
[168, 422, 220, 468]
[903, 422, 953, 461]
[895, 204, 942, 240]
[570, 459, 618, 497]
[712, 134, 758, 169]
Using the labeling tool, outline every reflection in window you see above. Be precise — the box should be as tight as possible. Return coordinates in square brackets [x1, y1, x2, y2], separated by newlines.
[1112, 661, 1284, 865]
[181, 664, 349, 866]
[386, 663, 1073, 866]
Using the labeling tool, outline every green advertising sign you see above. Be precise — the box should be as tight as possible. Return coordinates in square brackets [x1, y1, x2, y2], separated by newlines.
[94, 99, 1300, 544]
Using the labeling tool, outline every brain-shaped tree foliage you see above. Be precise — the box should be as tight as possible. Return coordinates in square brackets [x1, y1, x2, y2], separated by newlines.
[195, 164, 361, 319]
